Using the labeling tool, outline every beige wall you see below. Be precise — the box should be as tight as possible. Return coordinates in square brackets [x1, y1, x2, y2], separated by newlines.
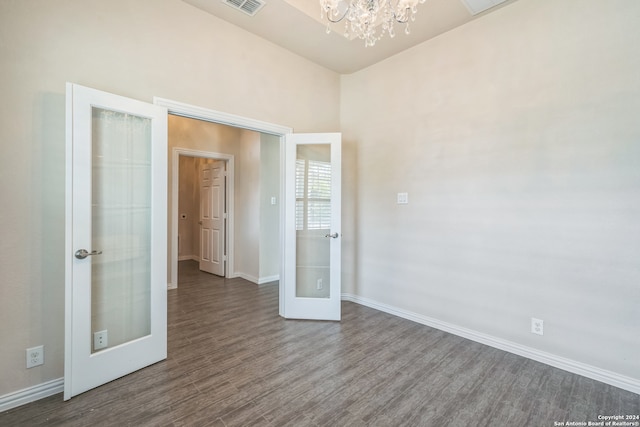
[259, 134, 281, 281]
[178, 155, 200, 259]
[234, 130, 262, 281]
[341, 0, 640, 381]
[0, 0, 339, 396]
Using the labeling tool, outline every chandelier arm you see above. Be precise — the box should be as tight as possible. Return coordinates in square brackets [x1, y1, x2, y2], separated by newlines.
[392, 7, 411, 24]
[324, 6, 350, 24]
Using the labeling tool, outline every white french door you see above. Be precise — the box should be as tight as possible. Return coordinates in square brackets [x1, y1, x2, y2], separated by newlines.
[282, 133, 341, 320]
[199, 160, 225, 276]
[64, 83, 168, 400]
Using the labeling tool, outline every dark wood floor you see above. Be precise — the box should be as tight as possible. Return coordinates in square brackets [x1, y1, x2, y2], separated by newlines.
[3, 261, 639, 426]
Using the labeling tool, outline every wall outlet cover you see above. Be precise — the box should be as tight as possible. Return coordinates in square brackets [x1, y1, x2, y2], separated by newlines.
[94, 330, 108, 350]
[26, 345, 44, 368]
[531, 318, 544, 335]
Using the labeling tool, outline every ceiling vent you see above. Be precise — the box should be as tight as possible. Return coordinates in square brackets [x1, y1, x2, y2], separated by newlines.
[222, 0, 266, 16]
[460, 0, 507, 15]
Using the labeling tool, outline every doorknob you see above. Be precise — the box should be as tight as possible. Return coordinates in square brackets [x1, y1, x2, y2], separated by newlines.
[324, 232, 339, 239]
[75, 249, 103, 259]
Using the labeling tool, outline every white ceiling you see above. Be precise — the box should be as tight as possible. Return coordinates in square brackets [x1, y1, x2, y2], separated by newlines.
[181, 0, 520, 74]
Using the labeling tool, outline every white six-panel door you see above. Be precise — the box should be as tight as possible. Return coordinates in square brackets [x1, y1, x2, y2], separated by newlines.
[199, 160, 225, 276]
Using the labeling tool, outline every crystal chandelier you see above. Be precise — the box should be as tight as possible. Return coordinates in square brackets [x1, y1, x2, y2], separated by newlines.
[320, 0, 426, 47]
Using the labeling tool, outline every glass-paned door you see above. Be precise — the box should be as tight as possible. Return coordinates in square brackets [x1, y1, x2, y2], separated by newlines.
[64, 83, 167, 399]
[282, 133, 341, 320]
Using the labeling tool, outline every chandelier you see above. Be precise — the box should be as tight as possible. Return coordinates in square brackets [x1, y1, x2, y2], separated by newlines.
[320, 0, 426, 47]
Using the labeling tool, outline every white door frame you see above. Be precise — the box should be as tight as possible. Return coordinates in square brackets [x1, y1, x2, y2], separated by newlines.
[170, 148, 233, 288]
[155, 98, 293, 302]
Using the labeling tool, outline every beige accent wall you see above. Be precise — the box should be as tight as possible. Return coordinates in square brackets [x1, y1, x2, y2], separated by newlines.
[341, 0, 640, 381]
[0, 0, 339, 396]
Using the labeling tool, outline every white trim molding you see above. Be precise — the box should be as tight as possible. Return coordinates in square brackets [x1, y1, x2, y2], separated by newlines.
[258, 274, 280, 285]
[341, 293, 640, 396]
[229, 273, 279, 285]
[0, 378, 64, 412]
[154, 98, 293, 136]
[235, 272, 259, 284]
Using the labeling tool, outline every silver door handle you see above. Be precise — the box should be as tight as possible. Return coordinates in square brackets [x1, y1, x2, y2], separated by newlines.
[75, 249, 103, 259]
[325, 232, 339, 239]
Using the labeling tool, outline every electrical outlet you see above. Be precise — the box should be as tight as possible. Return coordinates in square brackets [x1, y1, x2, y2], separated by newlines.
[26, 345, 44, 368]
[316, 278, 323, 290]
[94, 330, 108, 350]
[531, 318, 544, 336]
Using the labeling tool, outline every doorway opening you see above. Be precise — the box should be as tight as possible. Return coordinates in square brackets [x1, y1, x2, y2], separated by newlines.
[174, 151, 232, 284]
[160, 99, 292, 292]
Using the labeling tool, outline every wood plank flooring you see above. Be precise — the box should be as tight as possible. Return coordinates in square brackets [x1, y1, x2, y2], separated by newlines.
[3, 260, 639, 426]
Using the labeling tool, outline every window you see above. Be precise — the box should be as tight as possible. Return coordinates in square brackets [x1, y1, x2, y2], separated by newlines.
[296, 159, 331, 230]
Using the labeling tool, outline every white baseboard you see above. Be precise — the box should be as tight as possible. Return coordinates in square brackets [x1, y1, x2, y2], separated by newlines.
[258, 274, 279, 285]
[0, 378, 63, 412]
[233, 272, 279, 285]
[235, 273, 279, 285]
[341, 293, 640, 396]
[234, 272, 259, 284]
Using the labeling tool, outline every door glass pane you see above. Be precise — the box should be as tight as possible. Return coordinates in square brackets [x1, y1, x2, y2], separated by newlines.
[91, 108, 151, 353]
[295, 144, 331, 298]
